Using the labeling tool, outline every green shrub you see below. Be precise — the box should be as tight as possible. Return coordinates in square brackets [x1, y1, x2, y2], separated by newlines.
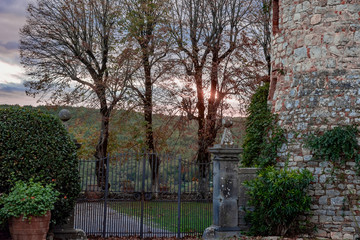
[244, 166, 313, 236]
[242, 83, 271, 166]
[305, 125, 360, 174]
[242, 83, 286, 167]
[0, 106, 80, 225]
[0, 179, 59, 221]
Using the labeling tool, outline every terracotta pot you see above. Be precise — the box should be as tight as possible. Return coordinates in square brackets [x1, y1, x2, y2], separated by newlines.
[9, 211, 51, 240]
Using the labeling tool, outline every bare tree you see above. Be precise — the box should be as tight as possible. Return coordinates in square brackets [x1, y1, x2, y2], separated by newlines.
[169, 0, 262, 196]
[249, 0, 272, 76]
[20, 0, 139, 188]
[122, 0, 174, 193]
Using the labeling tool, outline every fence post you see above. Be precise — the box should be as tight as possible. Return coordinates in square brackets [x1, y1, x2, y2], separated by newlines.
[102, 155, 110, 237]
[177, 156, 182, 239]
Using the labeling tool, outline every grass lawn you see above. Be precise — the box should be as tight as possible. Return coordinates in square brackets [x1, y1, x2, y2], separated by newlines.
[110, 201, 212, 234]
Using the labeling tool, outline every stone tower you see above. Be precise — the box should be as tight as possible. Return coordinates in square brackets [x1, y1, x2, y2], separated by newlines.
[270, 0, 360, 238]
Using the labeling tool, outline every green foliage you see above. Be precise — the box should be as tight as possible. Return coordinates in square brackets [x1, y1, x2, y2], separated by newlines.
[258, 126, 286, 168]
[242, 83, 271, 166]
[244, 166, 313, 236]
[242, 83, 286, 167]
[0, 180, 59, 221]
[305, 126, 360, 174]
[0, 106, 80, 225]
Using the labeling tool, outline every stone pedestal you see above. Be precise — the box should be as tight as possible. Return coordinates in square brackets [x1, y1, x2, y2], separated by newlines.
[203, 144, 242, 240]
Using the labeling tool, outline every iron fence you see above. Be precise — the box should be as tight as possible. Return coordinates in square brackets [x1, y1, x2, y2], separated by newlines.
[74, 152, 213, 238]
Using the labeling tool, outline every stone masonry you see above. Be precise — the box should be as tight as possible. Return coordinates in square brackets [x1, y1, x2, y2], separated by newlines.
[270, 0, 360, 238]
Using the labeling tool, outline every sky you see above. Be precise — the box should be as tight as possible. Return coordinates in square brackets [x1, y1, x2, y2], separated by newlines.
[0, 0, 40, 106]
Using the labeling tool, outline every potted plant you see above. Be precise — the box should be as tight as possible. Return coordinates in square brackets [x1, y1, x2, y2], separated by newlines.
[0, 179, 59, 240]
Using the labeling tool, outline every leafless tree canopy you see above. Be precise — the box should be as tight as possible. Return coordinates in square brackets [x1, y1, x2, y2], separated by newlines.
[21, 0, 138, 107]
[20, 0, 141, 187]
[20, 0, 270, 191]
[165, 0, 269, 196]
[168, 0, 262, 157]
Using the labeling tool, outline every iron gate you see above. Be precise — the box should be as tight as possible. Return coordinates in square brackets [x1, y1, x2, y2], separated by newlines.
[74, 152, 212, 238]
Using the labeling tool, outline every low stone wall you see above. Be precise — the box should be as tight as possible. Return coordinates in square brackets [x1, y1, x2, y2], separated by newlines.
[237, 168, 258, 231]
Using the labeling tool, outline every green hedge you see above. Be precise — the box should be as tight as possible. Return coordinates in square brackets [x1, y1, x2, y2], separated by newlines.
[244, 166, 313, 236]
[0, 106, 80, 225]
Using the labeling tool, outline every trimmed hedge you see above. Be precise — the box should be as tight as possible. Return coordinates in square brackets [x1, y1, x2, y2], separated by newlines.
[0, 106, 80, 225]
[244, 166, 313, 236]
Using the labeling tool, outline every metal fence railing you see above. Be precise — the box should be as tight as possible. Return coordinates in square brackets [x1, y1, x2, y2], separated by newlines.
[74, 152, 213, 238]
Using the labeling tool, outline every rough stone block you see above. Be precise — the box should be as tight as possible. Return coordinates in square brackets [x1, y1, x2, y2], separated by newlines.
[343, 233, 354, 240]
[319, 196, 328, 205]
[311, 14, 322, 25]
[330, 232, 343, 239]
[330, 197, 345, 205]
[343, 227, 355, 233]
[294, 47, 308, 62]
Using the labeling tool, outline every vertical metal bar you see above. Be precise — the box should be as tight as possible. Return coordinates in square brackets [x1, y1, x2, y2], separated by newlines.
[140, 152, 146, 238]
[102, 155, 110, 237]
[177, 155, 182, 239]
[84, 160, 89, 194]
[80, 159, 84, 191]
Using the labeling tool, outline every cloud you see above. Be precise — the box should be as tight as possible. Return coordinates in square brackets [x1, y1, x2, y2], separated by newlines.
[0, 88, 39, 106]
[0, 41, 19, 50]
[0, 0, 30, 16]
[0, 82, 26, 93]
[0, 81, 40, 106]
[0, 13, 26, 43]
[0, 60, 26, 84]
[0, 0, 31, 43]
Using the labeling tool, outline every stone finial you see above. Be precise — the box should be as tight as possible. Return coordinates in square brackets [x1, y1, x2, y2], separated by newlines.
[220, 118, 234, 146]
[59, 109, 72, 122]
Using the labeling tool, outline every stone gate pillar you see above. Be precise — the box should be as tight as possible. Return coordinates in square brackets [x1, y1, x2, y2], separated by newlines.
[203, 120, 242, 240]
[50, 109, 86, 240]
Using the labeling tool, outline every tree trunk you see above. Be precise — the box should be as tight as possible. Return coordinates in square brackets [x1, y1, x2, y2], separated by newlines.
[143, 57, 160, 195]
[197, 55, 222, 199]
[206, 52, 220, 148]
[194, 68, 211, 198]
[94, 92, 110, 190]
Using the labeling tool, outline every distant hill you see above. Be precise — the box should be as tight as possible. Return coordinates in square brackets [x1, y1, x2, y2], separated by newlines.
[0, 104, 246, 160]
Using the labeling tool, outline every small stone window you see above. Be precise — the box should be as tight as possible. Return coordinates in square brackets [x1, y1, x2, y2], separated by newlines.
[272, 0, 280, 34]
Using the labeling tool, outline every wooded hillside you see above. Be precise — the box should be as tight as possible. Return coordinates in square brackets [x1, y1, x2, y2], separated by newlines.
[1, 105, 246, 161]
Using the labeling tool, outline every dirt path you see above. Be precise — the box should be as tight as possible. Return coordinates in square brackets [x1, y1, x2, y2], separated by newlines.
[74, 202, 173, 238]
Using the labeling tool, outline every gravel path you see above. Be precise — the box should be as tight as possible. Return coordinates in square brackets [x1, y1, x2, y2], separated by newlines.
[74, 202, 174, 238]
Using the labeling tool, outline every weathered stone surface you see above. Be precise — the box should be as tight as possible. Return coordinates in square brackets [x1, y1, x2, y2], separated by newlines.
[270, 0, 360, 237]
[202, 225, 241, 240]
[237, 168, 258, 231]
[206, 145, 242, 238]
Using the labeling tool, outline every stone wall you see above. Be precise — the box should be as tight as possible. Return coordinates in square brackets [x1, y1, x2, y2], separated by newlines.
[237, 168, 258, 231]
[270, 0, 360, 238]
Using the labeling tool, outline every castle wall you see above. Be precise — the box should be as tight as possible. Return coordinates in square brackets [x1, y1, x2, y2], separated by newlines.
[271, 0, 360, 238]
